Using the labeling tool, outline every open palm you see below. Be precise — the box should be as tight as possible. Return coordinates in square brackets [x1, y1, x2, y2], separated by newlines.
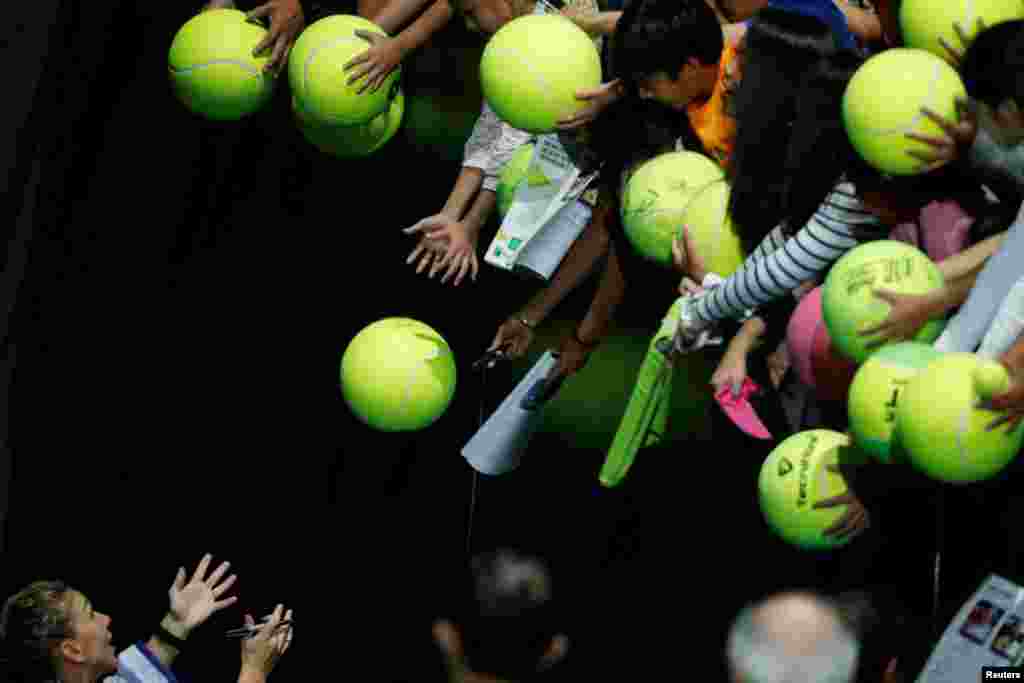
[169, 554, 239, 631]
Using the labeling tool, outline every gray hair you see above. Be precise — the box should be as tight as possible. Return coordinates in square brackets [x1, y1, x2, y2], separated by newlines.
[726, 597, 860, 683]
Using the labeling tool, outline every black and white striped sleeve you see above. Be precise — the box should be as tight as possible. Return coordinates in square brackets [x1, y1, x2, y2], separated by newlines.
[692, 181, 883, 323]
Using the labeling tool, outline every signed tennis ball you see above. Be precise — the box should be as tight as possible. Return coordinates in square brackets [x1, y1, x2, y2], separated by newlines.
[822, 240, 945, 364]
[620, 151, 725, 267]
[847, 341, 941, 463]
[758, 429, 866, 551]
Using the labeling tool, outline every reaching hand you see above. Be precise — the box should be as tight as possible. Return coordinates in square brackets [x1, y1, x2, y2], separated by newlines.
[671, 225, 708, 284]
[167, 554, 239, 635]
[489, 317, 535, 358]
[858, 289, 942, 349]
[812, 464, 870, 542]
[246, 0, 305, 76]
[984, 368, 1024, 432]
[556, 80, 622, 131]
[404, 215, 480, 286]
[561, 7, 600, 35]
[767, 341, 790, 389]
[344, 31, 405, 94]
[938, 18, 987, 67]
[711, 349, 748, 398]
[240, 605, 294, 677]
[905, 98, 978, 173]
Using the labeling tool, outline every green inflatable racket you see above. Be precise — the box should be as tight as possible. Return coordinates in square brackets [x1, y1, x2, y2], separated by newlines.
[599, 298, 681, 487]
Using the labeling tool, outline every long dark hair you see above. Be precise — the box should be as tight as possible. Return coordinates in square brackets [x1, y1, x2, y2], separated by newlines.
[727, 7, 865, 253]
[588, 95, 705, 200]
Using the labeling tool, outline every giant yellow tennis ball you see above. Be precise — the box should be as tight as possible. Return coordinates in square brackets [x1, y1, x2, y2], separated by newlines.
[759, 429, 868, 551]
[822, 240, 945, 364]
[496, 143, 538, 218]
[897, 353, 1024, 482]
[620, 151, 726, 267]
[340, 318, 457, 432]
[168, 9, 275, 120]
[843, 48, 967, 176]
[847, 341, 942, 464]
[293, 89, 404, 158]
[289, 15, 401, 127]
[900, 0, 1024, 65]
[479, 14, 602, 134]
[681, 179, 747, 278]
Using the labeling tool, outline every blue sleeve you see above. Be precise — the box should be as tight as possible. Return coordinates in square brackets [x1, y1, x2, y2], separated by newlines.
[104, 642, 179, 683]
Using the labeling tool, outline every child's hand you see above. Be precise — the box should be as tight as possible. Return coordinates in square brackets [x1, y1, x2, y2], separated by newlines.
[813, 463, 870, 541]
[984, 364, 1024, 433]
[671, 225, 708, 283]
[344, 30, 405, 94]
[556, 80, 622, 131]
[711, 348, 748, 398]
[767, 341, 790, 389]
[403, 215, 480, 286]
[939, 18, 987, 67]
[905, 98, 978, 172]
[858, 289, 943, 349]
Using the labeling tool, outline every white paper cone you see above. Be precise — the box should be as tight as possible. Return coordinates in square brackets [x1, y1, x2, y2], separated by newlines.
[462, 351, 559, 475]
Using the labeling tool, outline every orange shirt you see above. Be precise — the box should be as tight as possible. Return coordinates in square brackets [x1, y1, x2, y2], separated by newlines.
[686, 31, 743, 171]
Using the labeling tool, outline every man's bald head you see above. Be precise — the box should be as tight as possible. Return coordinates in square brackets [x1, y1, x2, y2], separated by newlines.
[727, 592, 859, 683]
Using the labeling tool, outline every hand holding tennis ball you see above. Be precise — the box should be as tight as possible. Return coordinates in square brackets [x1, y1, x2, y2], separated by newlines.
[896, 353, 1024, 482]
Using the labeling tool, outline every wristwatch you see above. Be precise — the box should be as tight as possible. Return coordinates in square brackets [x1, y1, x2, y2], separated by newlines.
[513, 315, 537, 330]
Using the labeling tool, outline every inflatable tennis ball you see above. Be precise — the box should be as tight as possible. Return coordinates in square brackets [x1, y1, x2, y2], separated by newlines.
[293, 89, 404, 158]
[479, 14, 602, 134]
[810, 311, 860, 402]
[620, 151, 726, 267]
[843, 48, 967, 176]
[340, 318, 457, 432]
[788, 286, 857, 399]
[847, 341, 942, 464]
[900, 0, 1024, 65]
[788, 288, 824, 389]
[682, 180, 747, 278]
[822, 240, 945, 364]
[289, 15, 401, 126]
[168, 9, 275, 120]
[496, 143, 540, 218]
[759, 429, 869, 551]
[896, 353, 1024, 482]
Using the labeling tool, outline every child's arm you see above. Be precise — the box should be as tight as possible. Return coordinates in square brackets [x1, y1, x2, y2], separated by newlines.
[345, 0, 454, 92]
[711, 316, 767, 396]
[390, 0, 454, 56]
[369, 0, 437, 33]
[563, 9, 621, 36]
[939, 230, 1007, 283]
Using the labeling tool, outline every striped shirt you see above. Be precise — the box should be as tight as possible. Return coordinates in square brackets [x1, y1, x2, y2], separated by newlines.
[692, 180, 885, 323]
